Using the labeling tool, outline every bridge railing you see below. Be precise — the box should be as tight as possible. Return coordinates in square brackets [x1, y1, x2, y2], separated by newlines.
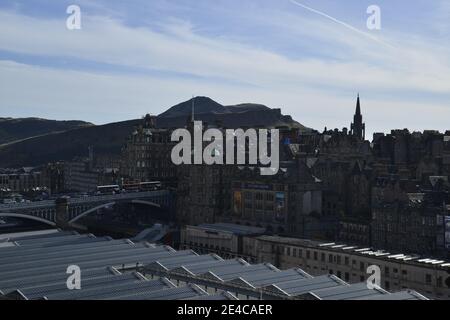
[0, 200, 55, 211]
[68, 190, 169, 204]
[0, 190, 170, 211]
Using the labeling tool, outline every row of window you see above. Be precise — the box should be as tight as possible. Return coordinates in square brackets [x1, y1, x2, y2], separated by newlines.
[279, 246, 435, 278]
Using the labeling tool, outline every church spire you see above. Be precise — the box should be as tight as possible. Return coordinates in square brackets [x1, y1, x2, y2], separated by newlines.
[356, 93, 361, 115]
[351, 94, 365, 140]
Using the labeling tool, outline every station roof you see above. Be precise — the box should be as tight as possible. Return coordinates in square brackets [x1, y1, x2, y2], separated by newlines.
[0, 229, 429, 301]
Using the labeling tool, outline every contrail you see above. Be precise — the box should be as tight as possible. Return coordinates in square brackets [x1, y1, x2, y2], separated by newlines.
[289, 0, 394, 48]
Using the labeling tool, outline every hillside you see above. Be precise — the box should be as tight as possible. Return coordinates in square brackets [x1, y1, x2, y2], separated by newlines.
[0, 119, 140, 167]
[0, 97, 310, 168]
[0, 118, 93, 145]
[158, 97, 226, 118]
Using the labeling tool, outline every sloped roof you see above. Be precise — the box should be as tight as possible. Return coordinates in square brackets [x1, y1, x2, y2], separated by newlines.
[0, 229, 429, 301]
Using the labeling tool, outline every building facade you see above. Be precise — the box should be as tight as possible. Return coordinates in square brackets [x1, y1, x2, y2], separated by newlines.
[63, 159, 99, 193]
[120, 114, 176, 185]
[0, 168, 45, 194]
[243, 236, 450, 300]
[230, 160, 325, 238]
[180, 223, 265, 262]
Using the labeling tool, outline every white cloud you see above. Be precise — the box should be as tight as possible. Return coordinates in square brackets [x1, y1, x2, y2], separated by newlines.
[0, 9, 450, 94]
[0, 6, 449, 136]
[2, 59, 450, 138]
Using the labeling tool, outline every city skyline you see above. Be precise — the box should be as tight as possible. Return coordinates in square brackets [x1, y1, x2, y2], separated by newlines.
[1, 0, 450, 306]
[0, 0, 450, 138]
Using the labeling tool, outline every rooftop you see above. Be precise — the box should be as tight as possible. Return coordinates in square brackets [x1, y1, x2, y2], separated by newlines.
[0, 229, 429, 301]
[192, 223, 266, 236]
[255, 235, 450, 270]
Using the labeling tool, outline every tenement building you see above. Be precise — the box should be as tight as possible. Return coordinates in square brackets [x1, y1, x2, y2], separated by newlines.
[180, 223, 266, 262]
[179, 223, 449, 299]
[63, 148, 119, 193]
[293, 97, 450, 256]
[230, 160, 327, 238]
[63, 158, 99, 193]
[176, 116, 285, 227]
[120, 114, 176, 185]
[177, 163, 236, 226]
[242, 235, 450, 299]
[0, 168, 45, 194]
[371, 175, 449, 257]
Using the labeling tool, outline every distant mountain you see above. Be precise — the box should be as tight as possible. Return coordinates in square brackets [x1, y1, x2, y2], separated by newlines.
[0, 117, 93, 145]
[0, 97, 310, 168]
[224, 103, 270, 113]
[157, 97, 307, 130]
[158, 97, 226, 118]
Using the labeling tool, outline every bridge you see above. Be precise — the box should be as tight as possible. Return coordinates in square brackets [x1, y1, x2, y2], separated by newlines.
[0, 190, 173, 228]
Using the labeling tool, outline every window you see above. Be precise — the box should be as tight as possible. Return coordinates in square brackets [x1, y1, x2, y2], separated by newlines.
[337, 271, 342, 279]
[385, 266, 390, 276]
[345, 272, 350, 281]
[345, 257, 349, 266]
[426, 274, 432, 284]
[385, 281, 390, 290]
[314, 251, 318, 261]
[360, 262, 365, 271]
[337, 256, 341, 265]
[293, 248, 297, 258]
[437, 276, 443, 288]
[306, 250, 311, 259]
[286, 247, 291, 256]
[329, 254, 333, 263]
[321, 253, 325, 262]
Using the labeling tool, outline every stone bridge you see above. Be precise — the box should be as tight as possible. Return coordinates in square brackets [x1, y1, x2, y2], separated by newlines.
[0, 190, 173, 228]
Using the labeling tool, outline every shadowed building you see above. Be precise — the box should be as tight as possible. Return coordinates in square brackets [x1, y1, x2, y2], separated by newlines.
[120, 114, 176, 185]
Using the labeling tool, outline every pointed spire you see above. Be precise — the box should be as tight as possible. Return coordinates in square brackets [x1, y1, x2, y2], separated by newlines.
[351, 93, 365, 140]
[356, 93, 361, 115]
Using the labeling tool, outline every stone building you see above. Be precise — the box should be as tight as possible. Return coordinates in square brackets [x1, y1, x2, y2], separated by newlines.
[242, 235, 450, 300]
[63, 159, 100, 193]
[42, 162, 65, 195]
[180, 223, 265, 261]
[230, 160, 325, 238]
[176, 163, 236, 226]
[371, 176, 449, 258]
[0, 168, 45, 193]
[120, 114, 176, 185]
[175, 113, 294, 228]
[301, 97, 373, 244]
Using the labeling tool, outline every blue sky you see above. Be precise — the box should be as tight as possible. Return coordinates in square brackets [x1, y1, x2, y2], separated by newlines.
[0, 0, 449, 137]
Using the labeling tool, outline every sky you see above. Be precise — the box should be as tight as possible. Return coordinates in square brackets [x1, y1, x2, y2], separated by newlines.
[0, 0, 449, 137]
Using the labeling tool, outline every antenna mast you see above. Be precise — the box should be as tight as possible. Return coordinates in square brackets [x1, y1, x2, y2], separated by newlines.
[191, 95, 195, 122]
